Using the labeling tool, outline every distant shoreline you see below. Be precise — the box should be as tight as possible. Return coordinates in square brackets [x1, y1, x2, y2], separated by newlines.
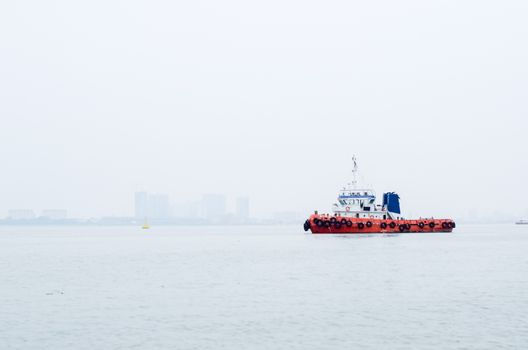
[0, 221, 521, 227]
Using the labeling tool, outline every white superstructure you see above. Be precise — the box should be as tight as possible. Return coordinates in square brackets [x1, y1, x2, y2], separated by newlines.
[331, 157, 403, 220]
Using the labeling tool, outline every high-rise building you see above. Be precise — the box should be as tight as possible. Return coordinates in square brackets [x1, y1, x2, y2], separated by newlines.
[148, 193, 170, 219]
[236, 196, 250, 220]
[202, 194, 226, 222]
[135, 192, 148, 219]
[135, 191, 170, 220]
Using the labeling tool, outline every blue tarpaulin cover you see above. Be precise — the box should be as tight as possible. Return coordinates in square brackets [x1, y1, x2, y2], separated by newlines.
[383, 192, 401, 214]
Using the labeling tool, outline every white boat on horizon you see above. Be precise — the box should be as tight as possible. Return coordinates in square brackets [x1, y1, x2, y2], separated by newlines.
[515, 219, 528, 225]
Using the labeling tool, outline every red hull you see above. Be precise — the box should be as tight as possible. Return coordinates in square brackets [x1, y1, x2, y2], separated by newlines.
[305, 214, 455, 234]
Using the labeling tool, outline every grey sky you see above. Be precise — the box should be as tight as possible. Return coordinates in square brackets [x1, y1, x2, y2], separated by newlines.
[1, 0, 527, 219]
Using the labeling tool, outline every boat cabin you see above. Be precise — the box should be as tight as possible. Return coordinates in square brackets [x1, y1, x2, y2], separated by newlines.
[331, 157, 404, 220]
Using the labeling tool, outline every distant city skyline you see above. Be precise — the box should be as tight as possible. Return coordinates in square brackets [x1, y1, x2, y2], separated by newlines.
[137, 192, 254, 224]
[2, 193, 526, 224]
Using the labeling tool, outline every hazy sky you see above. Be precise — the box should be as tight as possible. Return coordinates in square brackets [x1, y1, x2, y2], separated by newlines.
[1, 0, 527, 219]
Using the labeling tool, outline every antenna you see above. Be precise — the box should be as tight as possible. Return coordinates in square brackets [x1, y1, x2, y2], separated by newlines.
[351, 155, 358, 189]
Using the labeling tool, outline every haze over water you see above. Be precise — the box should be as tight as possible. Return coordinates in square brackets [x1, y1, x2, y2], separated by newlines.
[2, 224, 527, 349]
[1, 0, 527, 221]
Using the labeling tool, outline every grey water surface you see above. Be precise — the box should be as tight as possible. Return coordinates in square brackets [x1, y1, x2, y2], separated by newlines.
[1, 224, 527, 350]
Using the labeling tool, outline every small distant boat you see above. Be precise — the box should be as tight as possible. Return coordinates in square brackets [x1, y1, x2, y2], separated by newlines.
[142, 217, 150, 229]
[516, 219, 528, 225]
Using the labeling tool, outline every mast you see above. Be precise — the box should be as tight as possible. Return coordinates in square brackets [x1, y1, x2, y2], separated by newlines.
[351, 155, 358, 189]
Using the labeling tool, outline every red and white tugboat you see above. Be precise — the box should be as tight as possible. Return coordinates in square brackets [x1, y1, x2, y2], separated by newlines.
[303, 157, 455, 234]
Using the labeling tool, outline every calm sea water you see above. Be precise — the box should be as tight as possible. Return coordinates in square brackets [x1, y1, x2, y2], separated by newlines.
[1, 224, 527, 349]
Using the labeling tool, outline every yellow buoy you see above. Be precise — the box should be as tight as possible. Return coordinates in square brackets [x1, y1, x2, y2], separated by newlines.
[141, 217, 150, 229]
